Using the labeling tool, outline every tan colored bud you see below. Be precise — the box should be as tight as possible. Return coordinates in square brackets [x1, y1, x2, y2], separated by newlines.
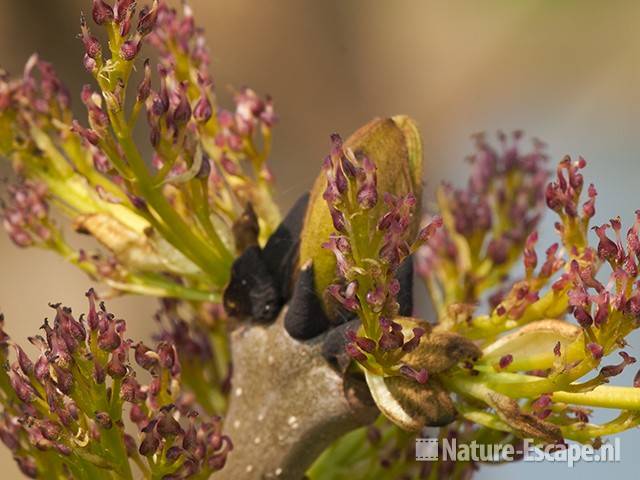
[74, 213, 199, 276]
[298, 116, 423, 315]
[487, 391, 562, 444]
[365, 317, 481, 431]
[366, 372, 456, 431]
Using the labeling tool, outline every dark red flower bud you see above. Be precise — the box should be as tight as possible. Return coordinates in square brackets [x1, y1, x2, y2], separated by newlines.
[107, 352, 127, 379]
[120, 39, 141, 61]
[166, 446, 183, 463]
[92, 0, 114, 25]
[345, 343, 366, 362]
[124, 434, 137, 457]
[399, 365, 428, 384]
[193, 95, 213, 123]
[172, 83, 192, 126]
[594, 224, 619, 263]
[353, 336, 376, 354]
[157, 342, 177, 370]
[52, 365, 73, 395]
[328, 206, 346, 233]
[402, 327, 425, 353]
[16, 456, 37, 478]
[33, 355, 49, 383]
[13, 345, 33, 376]
[587, 342, 604, 360]
[573, 307, 593, 329]
[136, 59, 152, 103]
[499, 354, 513, 369]
[600, 351, 636, 378]
[93, 361, 106, 384]
[157, 412, 183, 438]
[135, 343, 158, 371]
[10, 370, 36, 403]
[39, 420, 61, 441]
[139, 431, 160, 456]
[98, 321, 121, 351]
[137, 0, 158, 36]
[80, 14, 102, 59]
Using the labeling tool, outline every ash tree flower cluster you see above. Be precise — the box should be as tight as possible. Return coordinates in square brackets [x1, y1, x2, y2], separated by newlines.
[0, 290, 230, 479]
[1, 1, 640, 480]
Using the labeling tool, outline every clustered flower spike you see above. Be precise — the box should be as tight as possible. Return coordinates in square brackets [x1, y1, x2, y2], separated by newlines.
[0, 290, 231, 478]
[321, 133, 442, 378]
[0, 0, 281, 304]
[417, 131, 549, 312]
[1, 180, 53, 248]
[316, 137, 640, 479]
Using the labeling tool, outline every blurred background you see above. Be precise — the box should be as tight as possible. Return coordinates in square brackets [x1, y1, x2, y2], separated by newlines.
[0, 0, 638, 478]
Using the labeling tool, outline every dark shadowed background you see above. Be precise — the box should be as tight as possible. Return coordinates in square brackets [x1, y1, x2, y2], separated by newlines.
[0, 1, 639, 478]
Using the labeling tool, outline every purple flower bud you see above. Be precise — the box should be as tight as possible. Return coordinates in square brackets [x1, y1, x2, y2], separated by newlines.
[120, 38, 141, 61]
[417, 216, 443, 244]
[345, 343, 367, 362]
[157, 342, 177, 370]
[13, 345, 33, 376]
[98, 321, 121, 351]
[353, 335, 376, 354]
[137, 1, 159, 36]
[72, 120, 100, 145]
[139, 431, 160, 456]
[487, 237, 509, 265]
[402, 327, 425, 353]
[80, 14, 102, 59]
[130, 404, 148, 426]
[136, 59, 152, 103]
[15, 456, 37, 478]
[594, 225, 619, 263]
[378, 324, 403, 352]
[39, 420, 61, 441]
[92, 0, 114, 25]
[166, 446, 183, 463]
[172, 83, 192, 126]
[573, 307, 593, 329]
[193, 94, 212, 123]
[499, 354, 513, 369]
[106, 352, 127, 379]
[121, 377, 143, 403]
[532, 394, 552, 412]
[52, 365, 73, 395]
[93, 361, 106, 384]
[600, 351, 636, 378]
[157, 412, 183, 438]
[135, 343, 158, 371]
[9, 370, 35, 403]
[33, 355, 49, 383]
[328, 206, 346, 233]
[399, 365, 428, 384]
[587, 342, 604, 360]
